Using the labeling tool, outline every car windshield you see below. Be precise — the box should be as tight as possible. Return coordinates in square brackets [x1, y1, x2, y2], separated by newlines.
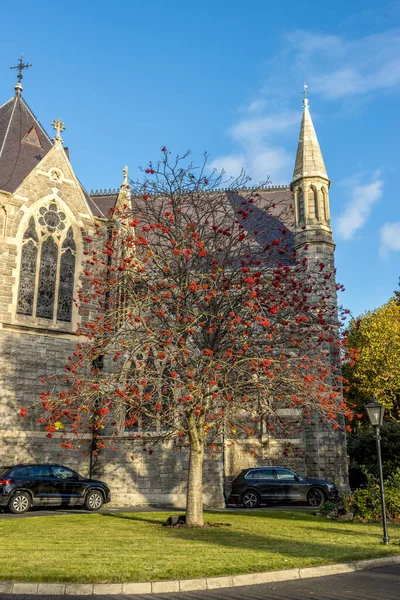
[0, 467, 10, 478]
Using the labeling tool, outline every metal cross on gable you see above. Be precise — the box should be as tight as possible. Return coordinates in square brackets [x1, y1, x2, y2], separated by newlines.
[51, 118, 66, 143]
[10, 55, 32, 83]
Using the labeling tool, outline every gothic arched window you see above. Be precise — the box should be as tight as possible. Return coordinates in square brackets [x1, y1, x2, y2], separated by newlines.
[308, 187, 319, 220]
[297, 190, 305, 224]
[17, 217, 39, 315]
[321, 187, 329, 222]
[17, 204, 76, 323]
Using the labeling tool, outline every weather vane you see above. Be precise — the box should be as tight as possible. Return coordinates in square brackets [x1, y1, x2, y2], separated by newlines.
[10, 54, 32, 83]
[51, 118, 66, 143]
[302, 82, 309, 107]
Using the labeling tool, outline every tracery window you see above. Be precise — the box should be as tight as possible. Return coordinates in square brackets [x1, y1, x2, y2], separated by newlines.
[17, 203, 76, 323]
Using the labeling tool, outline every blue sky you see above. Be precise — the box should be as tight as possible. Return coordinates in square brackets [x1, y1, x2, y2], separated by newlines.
[0, 0, 399, 318]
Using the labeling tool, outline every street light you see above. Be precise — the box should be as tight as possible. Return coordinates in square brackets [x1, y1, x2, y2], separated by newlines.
[365, 398, 389, 545]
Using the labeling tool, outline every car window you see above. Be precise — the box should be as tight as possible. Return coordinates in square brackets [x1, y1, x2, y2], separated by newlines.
[247, 469, 275, 480]
[0, 467, 10, 478]
[52, 466, 77, 480]
[13, 467, 30, 477]
[29, 465, 52, 477]
[276, 469, 297, 480]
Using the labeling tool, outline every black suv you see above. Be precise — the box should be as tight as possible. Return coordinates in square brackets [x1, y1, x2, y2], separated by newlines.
[228, 466, 339, 508]
[0, 464, 111, 514]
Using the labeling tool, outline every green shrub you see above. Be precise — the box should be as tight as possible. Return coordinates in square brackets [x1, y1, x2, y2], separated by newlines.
[343, 467, 400, 521]
[347, 422, 400, 483]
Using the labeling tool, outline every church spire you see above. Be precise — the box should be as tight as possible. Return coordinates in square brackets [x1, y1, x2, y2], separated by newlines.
[292, 84, 328, 184]
[291, 85, 333, 249]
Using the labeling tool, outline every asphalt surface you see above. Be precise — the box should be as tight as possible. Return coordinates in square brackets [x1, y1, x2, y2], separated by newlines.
[0, 565, 398, 599]
[0, 504, 315, 519]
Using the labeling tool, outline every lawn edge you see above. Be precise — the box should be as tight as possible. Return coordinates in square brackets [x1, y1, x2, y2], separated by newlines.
[1, 554, 400, 595]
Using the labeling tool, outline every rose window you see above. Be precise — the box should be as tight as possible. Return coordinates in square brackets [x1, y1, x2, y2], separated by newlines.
[38, 204, 67, 232]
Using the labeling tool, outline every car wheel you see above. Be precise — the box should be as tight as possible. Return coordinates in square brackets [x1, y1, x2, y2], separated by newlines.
[84, 490, 104, 511]
[9, 492, 31, 514]
[307, 488, 326, 508]
[241, 490, 260, 508]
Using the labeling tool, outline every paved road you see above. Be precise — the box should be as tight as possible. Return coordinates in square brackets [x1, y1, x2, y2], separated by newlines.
[0, 565, 398, 599]
[0, 504, 315, 519]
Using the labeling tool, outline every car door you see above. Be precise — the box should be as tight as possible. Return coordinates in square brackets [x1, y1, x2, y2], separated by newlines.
[248, 468, 277, 500]
[51, 466, 84, 506]
[27, 465, 60, 505]
[274, 468, 306, 501]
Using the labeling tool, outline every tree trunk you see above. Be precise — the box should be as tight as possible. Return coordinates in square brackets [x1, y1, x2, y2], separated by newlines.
[186, 425, 204, 527]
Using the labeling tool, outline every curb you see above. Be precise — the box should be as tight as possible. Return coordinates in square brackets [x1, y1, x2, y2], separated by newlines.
[1, 554, 400, 595]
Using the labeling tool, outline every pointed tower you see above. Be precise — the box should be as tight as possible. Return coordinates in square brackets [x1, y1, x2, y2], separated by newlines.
[291, 91, 334, 264]
[290, 90, 348, 491]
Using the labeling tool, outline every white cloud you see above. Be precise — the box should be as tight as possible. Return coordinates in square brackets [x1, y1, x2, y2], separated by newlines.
[210, 144, 293, 184]
[210, 26, 400, 185]
[210, 107, 297, 184]
[336, 175, 383, 240]
[209, 154, 245, 179]
[230, 112, 299, 142]
[285, 29, 400, 100]
[247, 99, 267, 113]
[380, 222, 400, 255]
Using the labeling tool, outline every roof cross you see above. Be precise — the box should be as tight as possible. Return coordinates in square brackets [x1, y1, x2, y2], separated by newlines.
[10, 55, 32, 83]
[51, 118, 66, 143]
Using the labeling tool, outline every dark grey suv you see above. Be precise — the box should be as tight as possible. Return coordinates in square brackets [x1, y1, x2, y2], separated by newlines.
[0, 464, 111, 514]
[228, 466, 339, 508]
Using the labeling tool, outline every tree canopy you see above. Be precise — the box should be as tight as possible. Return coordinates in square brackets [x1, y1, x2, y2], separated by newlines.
[343, 299, 400, 420]
[25, 150, 350, 526]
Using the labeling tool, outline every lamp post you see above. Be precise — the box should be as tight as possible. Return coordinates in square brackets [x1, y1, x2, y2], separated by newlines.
[365, 398, 389, 545]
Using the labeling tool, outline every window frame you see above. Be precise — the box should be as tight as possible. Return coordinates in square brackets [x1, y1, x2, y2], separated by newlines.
[245, 468, 277, 480]
[275, 468, 299, 481]
[16, 207, 77, 325]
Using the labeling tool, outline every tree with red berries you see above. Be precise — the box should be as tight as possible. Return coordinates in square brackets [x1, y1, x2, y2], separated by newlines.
[35, 150, 350, 526]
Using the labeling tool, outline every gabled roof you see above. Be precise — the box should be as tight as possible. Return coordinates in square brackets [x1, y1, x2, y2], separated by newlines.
[0, 94, 53, 193]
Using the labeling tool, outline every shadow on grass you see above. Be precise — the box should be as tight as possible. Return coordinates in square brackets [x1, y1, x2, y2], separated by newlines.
[219, 509, 321, 522]
[99, 512, 397, 564]
[100, 512, 168, 526]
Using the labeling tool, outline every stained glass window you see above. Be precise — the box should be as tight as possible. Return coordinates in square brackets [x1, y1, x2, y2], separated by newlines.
[23, 217, 39, 242]
[17, 243, 38, 315]
[57, 228, 76, 322]
[36, 237, 58, 319]
[17, 208, 76, 323]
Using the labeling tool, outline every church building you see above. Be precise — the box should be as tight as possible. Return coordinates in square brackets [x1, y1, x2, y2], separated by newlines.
[0, 63, 348, 507]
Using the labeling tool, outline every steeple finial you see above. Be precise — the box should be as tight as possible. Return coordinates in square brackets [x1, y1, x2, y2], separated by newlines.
[10, 54, 32, 96]
[122, 166, 129, 186]
[302, 82, 309, 108]
[51, 118, 66, 144]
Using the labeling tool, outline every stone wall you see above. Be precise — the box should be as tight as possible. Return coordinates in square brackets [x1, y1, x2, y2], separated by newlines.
[0, 323, 348, 505]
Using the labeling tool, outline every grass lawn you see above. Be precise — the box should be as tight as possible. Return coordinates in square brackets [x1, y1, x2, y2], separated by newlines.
[0, 510, 399, 583]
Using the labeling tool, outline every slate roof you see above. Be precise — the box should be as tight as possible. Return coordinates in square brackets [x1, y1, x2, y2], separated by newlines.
[0, 91, 294, 238]
[130, 186, 295, 266]
[0, 95, 53, 193]
[88, 192, 119, 218]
